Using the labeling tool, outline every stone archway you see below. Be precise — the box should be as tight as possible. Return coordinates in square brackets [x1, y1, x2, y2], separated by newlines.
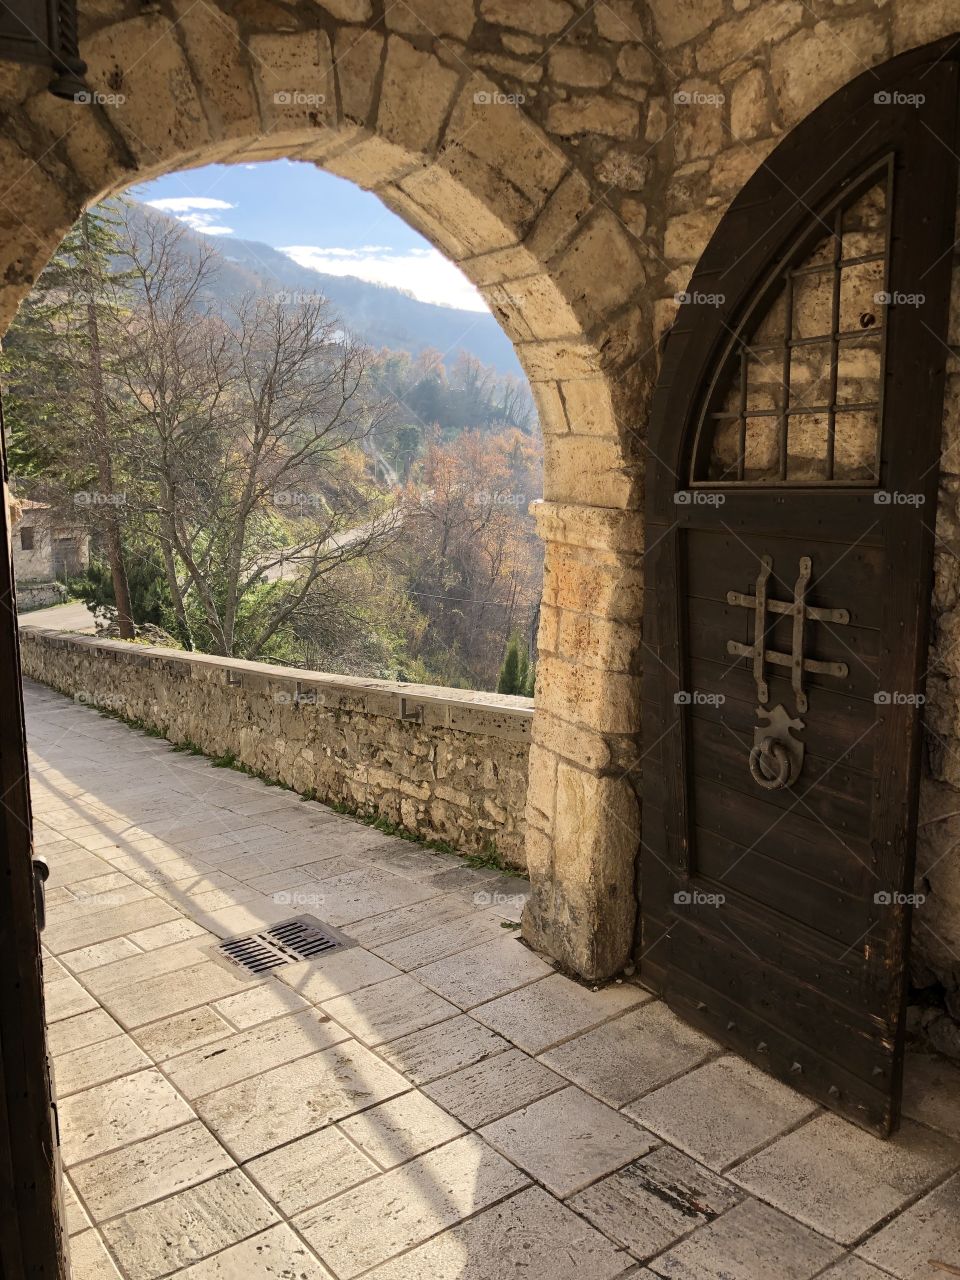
[7, 1, 960, 988]
[0, 4, 656, 981]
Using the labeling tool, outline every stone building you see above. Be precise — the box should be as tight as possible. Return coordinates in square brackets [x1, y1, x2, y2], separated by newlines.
[8, 496, 89, 607]
[3, 7, 960, 1237]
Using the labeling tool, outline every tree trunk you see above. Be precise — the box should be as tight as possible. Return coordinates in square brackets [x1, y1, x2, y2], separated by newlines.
[158, 525, 192, 650]
[82, 213, 134, 639]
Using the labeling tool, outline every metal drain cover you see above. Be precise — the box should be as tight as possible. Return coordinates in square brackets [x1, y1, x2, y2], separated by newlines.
[214, 915, 353, 976]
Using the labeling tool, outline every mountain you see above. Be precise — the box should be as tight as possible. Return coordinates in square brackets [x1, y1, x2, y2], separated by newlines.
[125, 201, 523, 377]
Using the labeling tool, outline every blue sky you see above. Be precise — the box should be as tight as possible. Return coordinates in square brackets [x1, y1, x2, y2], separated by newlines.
[132, 159, 486, 313]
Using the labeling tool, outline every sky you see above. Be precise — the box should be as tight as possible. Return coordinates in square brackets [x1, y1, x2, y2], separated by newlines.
[132, 160, 487, 313]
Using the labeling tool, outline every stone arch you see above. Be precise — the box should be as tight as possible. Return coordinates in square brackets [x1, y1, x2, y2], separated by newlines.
[0, 3, 661, 980]
[11, 3, 959, 989]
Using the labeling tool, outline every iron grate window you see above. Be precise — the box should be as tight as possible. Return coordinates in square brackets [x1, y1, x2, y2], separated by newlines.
[692, 157, 893, 487]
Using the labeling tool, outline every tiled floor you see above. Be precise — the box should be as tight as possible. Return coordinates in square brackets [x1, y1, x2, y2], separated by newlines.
[25, 680, 960, 1279]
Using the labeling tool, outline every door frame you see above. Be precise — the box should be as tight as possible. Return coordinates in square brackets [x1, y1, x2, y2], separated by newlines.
[639, 37, 960, 1134]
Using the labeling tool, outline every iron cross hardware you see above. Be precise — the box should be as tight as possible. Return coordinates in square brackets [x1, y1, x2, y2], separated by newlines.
[725, 555, 850, 789]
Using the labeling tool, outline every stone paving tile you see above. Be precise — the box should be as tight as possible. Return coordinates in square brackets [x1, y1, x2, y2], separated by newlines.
[82, 938, 214, 996]
[627, 1054, 817, 1170]
[47, 1007, 122, 1056]
[857, 1171, 960, 1277]
[68, 1229, 122, 1280]
[190, 897, 298, 940]
[345, 892, 476, 949]
[819, 1260, 892, 1280]
[293, 1133, 529, 1278]
[300, 866, 441, 927]
[413, 934, 554, 1009]
[161, 883, 265, 914]
[52, 1032, 151, 1097]
[245, 1124, 380, 1216]
[422, 1046, 568, 1129]
[481, 1085, 656, 1198]
[541, 999, 718, 1107]
[173, 1225, 333, 1278]
[322, 974, 460, 1047]
[44, 972, 99, 1023]
[67, 869, 142, 899]
[59, 936, 142, 974]
[643, 1197, 843, 1279]
[569, 1144, 742, 1260]
[902, 1051, 960, 1140]
[45, 896, 182, 955]
[362, 1186, 632, 1280]
[102, 1169, 279, 1280]
[244, 855, 363, 893]
[472, 973, 649, 1056]
[128, 917, 211, 950]
[212, 980, 309, 1029]
[276, 948, 401, 1004]
[58, 1068, 195, 1166]
[365, 845, 462, 878]
[194, 1039, 409, 1161]
[62, 1176, 91, 1236]
[377, 1013, 509, 1084]
[371, 910, 512, 969]
[338, 1090, 466, 1169]
[70, 1120, 234, 1220]
[47, 887, 155, 926]
[98, 959, 259, 1029]
[132, 1005, 235, 1061]
[47, 884, 79, 907]
[47, 852, 114, 884]
[164, 1008, 349, 1099]
[731, 1113, 960, 1244]
[459, 873, 530, 915]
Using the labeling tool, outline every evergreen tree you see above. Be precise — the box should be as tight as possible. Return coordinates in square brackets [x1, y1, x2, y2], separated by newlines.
[497, 632, 531, 695]
[3, 202, 137, 636]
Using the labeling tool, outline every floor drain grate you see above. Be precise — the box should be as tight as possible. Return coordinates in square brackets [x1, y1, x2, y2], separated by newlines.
[215, 915, 353, 976]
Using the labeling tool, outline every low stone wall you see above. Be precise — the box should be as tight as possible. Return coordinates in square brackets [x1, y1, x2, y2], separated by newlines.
[19, 629, 532, 869]
[17, 581, 67, 610]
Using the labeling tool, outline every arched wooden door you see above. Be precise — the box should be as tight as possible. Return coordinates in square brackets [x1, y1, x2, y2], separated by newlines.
[641, 44, 960, 1136]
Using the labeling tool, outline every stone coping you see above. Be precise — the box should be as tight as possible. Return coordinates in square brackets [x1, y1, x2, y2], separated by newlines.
[19, 627, 534, 743]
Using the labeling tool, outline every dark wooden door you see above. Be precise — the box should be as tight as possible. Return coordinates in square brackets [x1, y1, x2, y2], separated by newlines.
[641, 50, 960, 1136]
[0, 391, 68, 1272]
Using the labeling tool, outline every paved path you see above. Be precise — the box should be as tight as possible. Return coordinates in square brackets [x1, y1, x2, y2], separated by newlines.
[26, 679, 960, 1279]
[20, 600, 97, 632]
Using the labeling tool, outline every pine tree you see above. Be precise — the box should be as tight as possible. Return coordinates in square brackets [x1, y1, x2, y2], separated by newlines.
[3, 202, 137, 636]
[497, 632, 532, 695]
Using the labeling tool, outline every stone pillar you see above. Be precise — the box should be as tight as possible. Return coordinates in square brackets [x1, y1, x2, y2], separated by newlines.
[522, 499, 644, 980]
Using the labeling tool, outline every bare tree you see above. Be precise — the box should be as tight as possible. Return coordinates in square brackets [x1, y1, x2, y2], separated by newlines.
[111, 213, 399, 658]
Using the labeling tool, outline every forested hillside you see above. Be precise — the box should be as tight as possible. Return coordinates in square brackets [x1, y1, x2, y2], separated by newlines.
[4, 199, 542, 693]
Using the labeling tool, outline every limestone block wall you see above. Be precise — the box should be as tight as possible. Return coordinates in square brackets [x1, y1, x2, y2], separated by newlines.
[19, 630, 532, 869]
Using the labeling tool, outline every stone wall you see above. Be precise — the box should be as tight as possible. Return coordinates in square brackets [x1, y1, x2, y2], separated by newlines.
[19, 629, 532, 869]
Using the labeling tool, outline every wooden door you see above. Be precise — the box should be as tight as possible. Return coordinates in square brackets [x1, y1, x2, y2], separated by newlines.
[0, 392, 68, 1271]
[641, 50, 960, 1136]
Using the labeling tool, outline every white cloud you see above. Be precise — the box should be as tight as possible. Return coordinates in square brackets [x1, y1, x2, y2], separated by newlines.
[146, 197, 234, 213]
[279, 244, 487, 312]
[146, 196, 235, 236]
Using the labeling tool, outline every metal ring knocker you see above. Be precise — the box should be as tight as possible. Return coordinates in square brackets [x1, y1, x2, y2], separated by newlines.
[748, 736, 791, 791]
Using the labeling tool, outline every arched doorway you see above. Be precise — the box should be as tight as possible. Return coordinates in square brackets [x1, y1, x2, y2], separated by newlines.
[0, 18, 650, 1273]
[641, 38, 960, 1135]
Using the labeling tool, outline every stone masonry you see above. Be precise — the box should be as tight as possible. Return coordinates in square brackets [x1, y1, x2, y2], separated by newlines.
[19, 629, 531, 868]
[3, 0, 960, 996]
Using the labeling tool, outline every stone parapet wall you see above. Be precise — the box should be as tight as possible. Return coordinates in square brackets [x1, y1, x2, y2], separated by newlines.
[19, 629, 532, 869]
